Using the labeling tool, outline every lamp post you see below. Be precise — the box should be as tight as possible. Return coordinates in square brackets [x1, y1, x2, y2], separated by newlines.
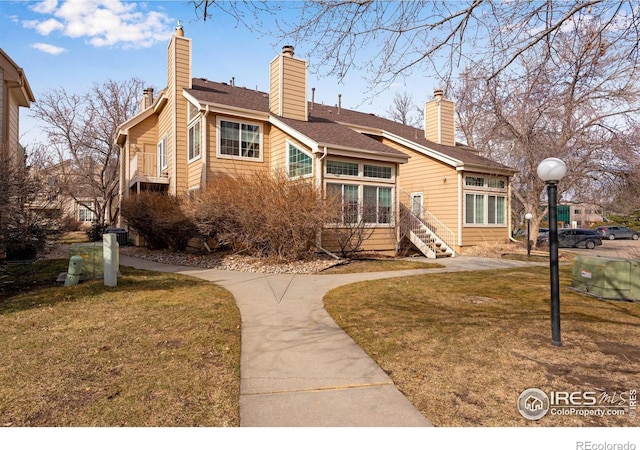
[525, 213, 533, 257]
[537, 158, 567, 347]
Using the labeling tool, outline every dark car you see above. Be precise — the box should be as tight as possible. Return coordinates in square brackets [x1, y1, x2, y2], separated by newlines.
[538, 228, 602, 249]
[594, 226, 639, 241]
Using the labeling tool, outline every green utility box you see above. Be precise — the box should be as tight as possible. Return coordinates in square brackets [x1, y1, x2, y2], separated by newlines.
[572, 255, 640, 301]
[69, 242, 104, 280]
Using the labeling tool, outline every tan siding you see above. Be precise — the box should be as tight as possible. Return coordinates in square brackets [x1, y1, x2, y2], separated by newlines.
[321, 228, 397, 255]
[269, 126, 288, 173]
[187, 159, 202, 188]
[439, 100, 455, 146]
[173, 36, 191, 194]
[461, 227, 510, 246]
[269, 58, 280, 115]
[424, 98, 455, 146]
[8, 90, 19, 152]
[380, 136, 459, 238]
[281, 57, 307, 120]
[205, 113, 270, 180]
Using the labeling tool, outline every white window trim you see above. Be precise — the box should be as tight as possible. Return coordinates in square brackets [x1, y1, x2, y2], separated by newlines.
[464, 191, 507, 227]
[216, 117, 264, 162]
[286, 140, 313, 179]
[325, 158, 395, 183]
[188, 117, 202, 163]
[157, 134, 168, 172]
[326, 181, 395, 227]
[464, 173, 507, 192]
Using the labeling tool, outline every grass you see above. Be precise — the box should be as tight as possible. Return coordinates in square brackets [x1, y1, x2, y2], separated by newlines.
[322, 258, 444, 274]
[324, 265, 640, 427]
[0, 260, 241, 427]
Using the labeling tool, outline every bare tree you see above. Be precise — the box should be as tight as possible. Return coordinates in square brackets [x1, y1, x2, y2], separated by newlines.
[386, 91, 423, 128]
[31, 78, 145, 227]
[0, 143, 62, 259]
[193, 1, 640, 93]
[452, 22, 640, 243]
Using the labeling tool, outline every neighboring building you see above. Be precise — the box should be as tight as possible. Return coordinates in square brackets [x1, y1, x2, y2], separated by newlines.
[1, 48, 36, 259]
[28, 159, 103, 229]
[0, 48, 35, 163]
[540, 203, 604, 229]
[116, 26, 516, 258]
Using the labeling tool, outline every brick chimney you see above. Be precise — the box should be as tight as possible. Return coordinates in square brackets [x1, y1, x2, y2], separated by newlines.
[269, 45, 308, 121]
[424, 89, 456, 146]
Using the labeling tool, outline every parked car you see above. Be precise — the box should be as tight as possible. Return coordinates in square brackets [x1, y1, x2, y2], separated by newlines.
[594, 226, 640, 240]
[538, 228, 603, 249]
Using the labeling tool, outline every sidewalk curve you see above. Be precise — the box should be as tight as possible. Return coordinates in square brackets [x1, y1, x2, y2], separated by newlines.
[120, 254, 546, 427]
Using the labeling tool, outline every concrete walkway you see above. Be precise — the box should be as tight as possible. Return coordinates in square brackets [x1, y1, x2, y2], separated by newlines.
[120, 254, 546, 427]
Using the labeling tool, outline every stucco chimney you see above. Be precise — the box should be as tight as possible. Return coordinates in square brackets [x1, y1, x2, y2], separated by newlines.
[175, 21, 184, 37]
[269, 45, 308, 121]
[424, 89, 456, 146]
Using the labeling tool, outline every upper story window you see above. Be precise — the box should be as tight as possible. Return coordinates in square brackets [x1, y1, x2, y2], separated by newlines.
[327, 160, 359, 176]
[157, 135, 167, 171]
[218, 119, 262, 160]
[287, 141, 313, 178]
[364, 164, 392, 179]
[465, 175, 506, 190]
[326, 159, 395, 181]
[188, 119, 201, 161]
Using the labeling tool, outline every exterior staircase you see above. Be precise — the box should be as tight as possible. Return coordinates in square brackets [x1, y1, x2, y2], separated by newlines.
[399, 203, 455, 259]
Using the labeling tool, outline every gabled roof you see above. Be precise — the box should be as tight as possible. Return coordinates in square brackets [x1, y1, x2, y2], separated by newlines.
[185, 77, 514, 173]
[0, 48, 35, 106]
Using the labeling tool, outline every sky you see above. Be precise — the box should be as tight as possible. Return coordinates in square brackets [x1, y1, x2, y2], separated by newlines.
[0, 0, 438, 151]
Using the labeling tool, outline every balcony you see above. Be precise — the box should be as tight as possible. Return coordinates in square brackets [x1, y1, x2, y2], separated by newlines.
[129, 152, 169, 189]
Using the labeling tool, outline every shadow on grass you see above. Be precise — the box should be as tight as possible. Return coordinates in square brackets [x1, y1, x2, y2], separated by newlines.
[0, 260, 209, 315]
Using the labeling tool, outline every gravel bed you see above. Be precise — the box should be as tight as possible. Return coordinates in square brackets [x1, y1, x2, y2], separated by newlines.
[119, 246, 341, 274]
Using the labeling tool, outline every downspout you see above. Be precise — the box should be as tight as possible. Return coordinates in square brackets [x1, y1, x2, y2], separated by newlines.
[458, 171, 463, 248]
[202, 105, 210, 188]
[316, 146, 338, 257]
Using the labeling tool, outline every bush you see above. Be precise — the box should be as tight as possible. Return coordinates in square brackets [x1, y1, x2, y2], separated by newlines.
[86, 223, 107, 242]
[121, 192, 198, 251]
[186, 172, 335, 260]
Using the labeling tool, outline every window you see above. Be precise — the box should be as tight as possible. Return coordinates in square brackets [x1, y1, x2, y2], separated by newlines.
[325, 159, 395, 226]
[363, 186, 392, 224]
[364, 164, 392, 179]
[287, 142, 313, 178]
[78, 203, 95, 222]
[466, 175, 506, 190]
[326, 160, 359, 176]
[219, 119, 261, 159]
[328, 183, 360, 224]
[157, 135, 167, 171]
[188, 119, 201, 161]
[487, 195, 505, 224]
[466, 193, 506, 225]
[465, 176, 485, 187]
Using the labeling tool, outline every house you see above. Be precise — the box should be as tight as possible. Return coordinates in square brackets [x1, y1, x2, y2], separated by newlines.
[0, 48, 35, 164]
[1, 48, 36, 259]
[116, 26, 516, 258]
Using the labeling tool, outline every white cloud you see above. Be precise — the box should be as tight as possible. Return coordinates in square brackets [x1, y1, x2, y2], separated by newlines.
[22, 0, 174, 48]
[23, 18, 64, 35]
[31, 42, 66, 55]
[30, 0, 59, 14]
